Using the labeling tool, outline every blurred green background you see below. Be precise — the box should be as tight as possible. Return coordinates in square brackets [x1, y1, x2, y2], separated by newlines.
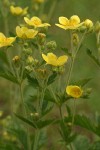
[0, 0, 100, 116]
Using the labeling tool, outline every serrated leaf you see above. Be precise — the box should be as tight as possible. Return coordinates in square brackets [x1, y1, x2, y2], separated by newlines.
[8, 128, 28, 150]
[74, 115, 98, 136]
[47, 72, 57, 85]
[0, 71, 19, 84]
[15, 114, 55, 129]
[87, 48, 100, 67]
[72, 78, 92, 87]
[44, 89, 56, 103]
[74, 135, 90, 150]
[61, 47, 72, 56]
[15, 114, 37, 129]
[27, 74, 39, 88]
[36, 119, 55, 129]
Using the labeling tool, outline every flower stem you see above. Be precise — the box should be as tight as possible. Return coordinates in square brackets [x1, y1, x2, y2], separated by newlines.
[47, 0, 58, 22]
[71, 99, 76, 131]
[19, 82, 31, 150]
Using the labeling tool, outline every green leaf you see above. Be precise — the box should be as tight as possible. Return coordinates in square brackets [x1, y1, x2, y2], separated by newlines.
[42, 101, 53, 117]
[0, 50, 9, 65]
[72, 78, 92, 87]
[0, 70, 19, 84]
[89, 141, 100, 150]
[44, 89, 56, 103]
[15, 114, 55, 129]
[8, 128, 28, 150]
[15, 114, 37, 129]
[74, 135, 90, 150]
[61, 47, 72, 56]
[66, 105, 72, 117]
[27, 74, 39, 88]
[47, 72, 57, 85]
[74, 115, 98, 136]
[36, 119, 55, 129]
[87, 48, 100, 67]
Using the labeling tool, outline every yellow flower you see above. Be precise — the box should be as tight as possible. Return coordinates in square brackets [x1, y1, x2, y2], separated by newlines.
[42, 53, 68, 66]
[0, 33, 16, 48]
[16, 26, 38, 39]
[55, 15, 83, 30]
[24, 16, 51, 28]
[66, 85, 83, 99]
[35, 0, 45, 3]
[10, 5, 28, 16]
[84, 19, 93, 28]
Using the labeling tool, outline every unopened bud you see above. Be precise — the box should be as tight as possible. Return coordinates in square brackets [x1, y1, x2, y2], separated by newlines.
[23, 48, 32, 55]
[72, 33, 79, 46]
[84, 19, 93, 28]
[46, 41, 57, 51]
[12, 55, 20, 67]
[95, 21, 100, 33]
[26, 56, 34, 65]
[37, 33, 46, 45]
[36, 68, 49, 79]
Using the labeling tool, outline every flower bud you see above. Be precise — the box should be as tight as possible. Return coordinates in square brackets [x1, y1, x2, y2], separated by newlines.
[72, 33, 79, 46]
[36, 68, 49, 79]
[26, 56, 34, 65]
[94, 21, 100, 33]
[12, 55, 20, 67]
[84, 19, 93, 28]
[46, 41, 57, 51]
[25, 66, 33, 72]
[37, 33, 46, 45]
[23, 48, 32, 55]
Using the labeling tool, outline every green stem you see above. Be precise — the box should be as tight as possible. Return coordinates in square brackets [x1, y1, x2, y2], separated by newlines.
[19, 83, 31, 150]
[71, 100, 76, 131]
[66, 31, 86, 86]
[33, 129, 40, 150]
[47, 0, 58, 22]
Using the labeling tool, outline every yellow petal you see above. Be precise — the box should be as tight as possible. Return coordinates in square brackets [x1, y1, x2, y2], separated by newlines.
[16, 26, 23, 37]
[0, 32, 6, 39]
[6, 37, 16, 45]
[55, 24, 67, 30]
[57, 55, 68, 66]
[10, 6, 22, 15]
[59, 17, 69, 26]
[70, 15, 80, 26]
[42, 54, 48, 63]
[31, 17, 42, 26]
[24, 17, 32, 26]
[26, 30, 38, 38]
[22, 7, 28, 15]
[47, 53, 58, 66]
[37, 23, 51, 27]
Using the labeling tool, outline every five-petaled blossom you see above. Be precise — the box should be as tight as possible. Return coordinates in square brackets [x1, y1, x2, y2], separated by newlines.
[42, 53, 68, 66]
[55, 15, 83, 30]
[24, 16, 51, 28]
[0, 33, 16, 48]
[10, 6, 28, 16]
[16, 26, 38, 39]
[66, 85, 83, 99]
